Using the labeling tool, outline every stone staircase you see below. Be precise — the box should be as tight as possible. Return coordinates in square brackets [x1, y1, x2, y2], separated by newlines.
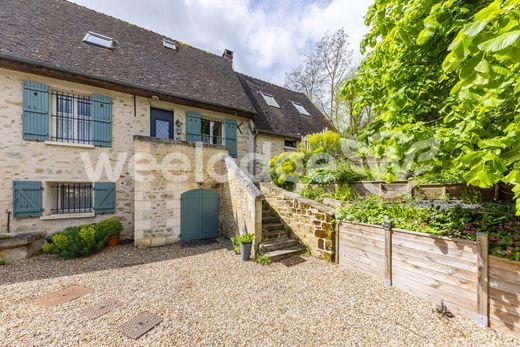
[259, 201, 301, 262]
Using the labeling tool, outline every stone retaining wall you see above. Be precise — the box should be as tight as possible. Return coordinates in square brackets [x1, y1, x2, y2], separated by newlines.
[259, 182, 335, 261]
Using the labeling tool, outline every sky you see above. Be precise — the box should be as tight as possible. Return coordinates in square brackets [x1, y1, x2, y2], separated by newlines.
[70, 0, 373, 85]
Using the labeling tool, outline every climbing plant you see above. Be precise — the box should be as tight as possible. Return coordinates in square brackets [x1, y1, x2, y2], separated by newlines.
[346, 0, 520, 212]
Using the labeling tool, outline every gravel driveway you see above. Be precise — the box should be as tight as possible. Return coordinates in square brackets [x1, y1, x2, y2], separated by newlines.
[0, 243, 517, 346]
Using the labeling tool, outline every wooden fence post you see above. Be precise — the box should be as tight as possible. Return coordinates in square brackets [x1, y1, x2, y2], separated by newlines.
[383, 220, 393, 287]
[476, 232, 489, 327]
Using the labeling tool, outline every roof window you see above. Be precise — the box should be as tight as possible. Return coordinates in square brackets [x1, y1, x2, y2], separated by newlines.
[163, 39, 177, 50]
[261, 92, 280, 108]
[83, 31, 114, 49]
[292, 101, 310, 116]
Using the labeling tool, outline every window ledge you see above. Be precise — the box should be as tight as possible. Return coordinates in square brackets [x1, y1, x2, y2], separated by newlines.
[40, 212, 95, 220]
[283, 146, 297, 151]
[45, 141, 95, 149]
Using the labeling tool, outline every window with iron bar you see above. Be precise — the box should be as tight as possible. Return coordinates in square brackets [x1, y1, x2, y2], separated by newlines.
[51, 183, 93, 214]
[51, 92, 93, 144]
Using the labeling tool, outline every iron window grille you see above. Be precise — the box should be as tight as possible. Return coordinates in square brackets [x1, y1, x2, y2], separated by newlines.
[51, 92, 93, 144]
[52, 183, 93, 214]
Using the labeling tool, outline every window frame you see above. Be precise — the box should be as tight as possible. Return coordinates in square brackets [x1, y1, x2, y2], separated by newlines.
[292, 101, 310, 116]
[50, 92, 93, 145]
[284, 139, 297, 148]
[83, 31, 114, 49]
[46, 182, 94, 216]
[201, 118, 225, 145]
[260, 92, 280, 108]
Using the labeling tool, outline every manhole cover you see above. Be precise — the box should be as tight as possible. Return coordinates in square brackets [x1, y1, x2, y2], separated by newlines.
[280, 255, 306, 267]
[81, 299, 122, 320]
[34, 286, 94, 308]
[119, 311, 162, 339]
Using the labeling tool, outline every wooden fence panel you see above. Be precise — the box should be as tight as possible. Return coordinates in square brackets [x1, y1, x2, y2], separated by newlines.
[489, 256, 520, 336]
[391, 229, 478, 319]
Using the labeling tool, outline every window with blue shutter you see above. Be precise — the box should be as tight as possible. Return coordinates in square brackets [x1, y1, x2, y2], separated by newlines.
[91, 94, 112, 147]
[224, 119, 237, 158]
[94, 182, 116, 214]
[185, 111, 201, 142]
[23, 81, 49, 141]
[13, 181, 43, 218]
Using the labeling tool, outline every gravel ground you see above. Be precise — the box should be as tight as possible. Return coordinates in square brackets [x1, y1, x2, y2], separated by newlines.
[0, 243, 518, 346]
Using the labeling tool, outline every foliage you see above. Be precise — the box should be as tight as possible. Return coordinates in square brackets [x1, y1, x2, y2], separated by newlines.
[332, 184, 357, 201]
[301, 185, 326, 201]
[346, 0, 520, 213]
[255, 253, 272, 265]
[300, 246, 312, 257]
[301, 161, 366, 185]
[285, 29, 354, 130]
[269, 151, 305, 188]
[302, 131, 342, 158]
[95, 218, 123, 239]
[0, 259, 7, 266]
[230, 235, 240, 254]
[461, 189, 483, 205]
[42, 219, 119, 259]
[412, 169, 466, 184]
[237, 233, 255, 244]
[338, 197, 520, 259]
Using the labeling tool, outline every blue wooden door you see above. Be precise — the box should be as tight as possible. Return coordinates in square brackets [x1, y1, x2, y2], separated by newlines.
[180, 189, 219, 242]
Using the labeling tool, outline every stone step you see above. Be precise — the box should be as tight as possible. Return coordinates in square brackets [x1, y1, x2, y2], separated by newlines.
[263, 246, 301, 262]
[262, 216, 279, 224]
[262, 229, 288, 239]
[263, 222, 285, 231]
[259, 238, 299, 252]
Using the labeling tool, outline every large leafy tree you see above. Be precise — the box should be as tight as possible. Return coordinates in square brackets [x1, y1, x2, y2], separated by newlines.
[348, 0, 520, 211]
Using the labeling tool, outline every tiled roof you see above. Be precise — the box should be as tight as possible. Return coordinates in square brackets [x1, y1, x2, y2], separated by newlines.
[0, 0, 256, 114]
[237, 73, 334, 138]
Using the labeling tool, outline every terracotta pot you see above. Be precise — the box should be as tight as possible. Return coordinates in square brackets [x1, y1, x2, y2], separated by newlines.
[106, 235, 120, 247]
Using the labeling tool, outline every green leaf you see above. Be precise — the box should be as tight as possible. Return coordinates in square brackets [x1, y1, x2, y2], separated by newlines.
[478, 30, 520, 52]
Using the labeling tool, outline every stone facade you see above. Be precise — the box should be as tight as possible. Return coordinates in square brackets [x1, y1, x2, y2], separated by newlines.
[221, 157, 263, 251]
[254, 134, 298, 181]
[0, 68, 250, 238]
[260, 182, 336, 261]
[133, 136, 228, 247]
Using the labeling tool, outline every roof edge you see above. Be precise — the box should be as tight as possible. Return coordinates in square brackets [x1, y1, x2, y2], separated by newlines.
[0, 53, 256, 118]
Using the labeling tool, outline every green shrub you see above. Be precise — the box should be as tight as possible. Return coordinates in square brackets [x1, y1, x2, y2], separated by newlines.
[237, 233, 255, 244]
[269, 151, 305, 188]
[255, 253, 272, 265]
[42, 219, 118, 259]
[302, 185, 326, 201]
[461, 189, 483, 205]
[230, 235, 240, 254]
[0, 259, 7, 266]
[334, 184, 357, 201]
[95, 217, 123, 239]
[300, 246, 311, 257]
[303, 131, 341, 157]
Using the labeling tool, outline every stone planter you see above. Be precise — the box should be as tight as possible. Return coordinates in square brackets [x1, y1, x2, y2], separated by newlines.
[0, 232, 45, 261]
[240, 243, 252, 261]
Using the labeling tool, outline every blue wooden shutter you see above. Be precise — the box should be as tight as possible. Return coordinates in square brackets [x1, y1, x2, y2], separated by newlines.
[224, 119, 237, 158]
[13, 181, 43, 218]
[94, 182, 116, 214]
[185, 111, 201, 142]
[23, 81, 49, 141]
[91, 94, 112, 147]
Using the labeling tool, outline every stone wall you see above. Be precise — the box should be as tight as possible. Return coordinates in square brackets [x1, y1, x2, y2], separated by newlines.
[221, 157, 263, 251]
[260, 182, 335, 261]
[133, 136, 228, 247]
[0, 68, 250, 238]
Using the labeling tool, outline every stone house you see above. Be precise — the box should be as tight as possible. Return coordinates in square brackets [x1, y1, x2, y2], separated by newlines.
[0, 0, 332, 247]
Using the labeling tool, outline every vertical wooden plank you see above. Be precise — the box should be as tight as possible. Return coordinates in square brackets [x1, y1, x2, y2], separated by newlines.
[384, 220, 393, 286]
[477, 232, 489, 326]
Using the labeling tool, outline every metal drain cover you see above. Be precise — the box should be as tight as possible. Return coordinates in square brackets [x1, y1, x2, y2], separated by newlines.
[119, 311, 162, 339]
[81, 299, 122, 320]
[34, 286, 94, 308]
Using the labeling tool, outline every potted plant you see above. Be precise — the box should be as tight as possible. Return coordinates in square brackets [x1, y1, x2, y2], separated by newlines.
[238, 233, 255, 261]
[95, 218, 123, 248]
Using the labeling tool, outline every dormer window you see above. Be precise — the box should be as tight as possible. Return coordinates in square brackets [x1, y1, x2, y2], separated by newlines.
[292, 101, 310, 116]
[83, 32, 114, 49]
[261, 92, 280, 108]
[163, 39, 177, 50]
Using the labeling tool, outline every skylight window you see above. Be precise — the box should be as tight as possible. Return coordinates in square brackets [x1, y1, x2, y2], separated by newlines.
[261, 92, 280, 108]
[292, 101, 310, 116]
[163, 39, 177, 50]
[83, 32, 114, 49]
